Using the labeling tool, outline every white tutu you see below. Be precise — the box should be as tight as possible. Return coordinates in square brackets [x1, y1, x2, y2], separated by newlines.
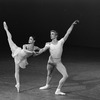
[12, 47, 28, 69]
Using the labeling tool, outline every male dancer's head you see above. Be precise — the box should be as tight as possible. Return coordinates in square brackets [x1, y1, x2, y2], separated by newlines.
[50, 30, 58, 40]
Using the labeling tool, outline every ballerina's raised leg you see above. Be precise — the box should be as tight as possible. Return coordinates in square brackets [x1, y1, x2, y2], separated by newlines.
[3, 22, 21, 92]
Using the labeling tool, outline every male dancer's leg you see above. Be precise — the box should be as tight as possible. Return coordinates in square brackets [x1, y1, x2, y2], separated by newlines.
[39, 63, 55, 89]
[55, 62, 68, 95]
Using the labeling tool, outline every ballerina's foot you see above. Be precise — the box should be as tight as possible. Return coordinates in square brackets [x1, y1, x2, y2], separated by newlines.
[3, 22, 8, 30]
[15, 83, 20, 92]
[39, 85, 50, 90]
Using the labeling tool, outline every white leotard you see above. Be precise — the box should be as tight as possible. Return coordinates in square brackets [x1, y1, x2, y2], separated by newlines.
[45, 38, 65, 64]
[45, 38, 64, 59]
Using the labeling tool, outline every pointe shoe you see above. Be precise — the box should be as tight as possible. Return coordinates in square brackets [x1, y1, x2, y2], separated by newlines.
[3, 21, 8, 31]
[39, 85, 50, 90]
[15, 83, 20, 92]
[55, 89, 66, 95]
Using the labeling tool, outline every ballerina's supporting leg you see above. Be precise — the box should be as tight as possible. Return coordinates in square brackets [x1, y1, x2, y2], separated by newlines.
[15, 63, 20, 92]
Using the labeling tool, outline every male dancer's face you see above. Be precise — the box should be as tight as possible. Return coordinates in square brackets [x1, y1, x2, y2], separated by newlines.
[50, 32, 57, 40]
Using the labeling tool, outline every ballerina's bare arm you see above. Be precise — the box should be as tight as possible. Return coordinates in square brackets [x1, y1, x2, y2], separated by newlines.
[23, 48, 36, 54]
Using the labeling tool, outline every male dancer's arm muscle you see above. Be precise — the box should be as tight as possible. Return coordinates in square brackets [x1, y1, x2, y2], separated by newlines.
[39, 46, 49, 54]
[37, 43, 49, 55]
[63, 20, 79, 42]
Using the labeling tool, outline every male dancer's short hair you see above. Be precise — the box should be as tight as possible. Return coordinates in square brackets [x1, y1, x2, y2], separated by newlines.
[50, 30, 58, 37]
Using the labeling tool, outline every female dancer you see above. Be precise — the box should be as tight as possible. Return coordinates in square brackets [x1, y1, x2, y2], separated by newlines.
[3, 22, 40, 92]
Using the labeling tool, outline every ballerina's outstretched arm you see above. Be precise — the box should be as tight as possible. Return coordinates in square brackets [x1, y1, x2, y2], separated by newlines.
[23, 48, 36, 54]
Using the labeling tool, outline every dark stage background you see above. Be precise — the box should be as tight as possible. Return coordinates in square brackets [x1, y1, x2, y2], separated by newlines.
[0, 0, 100, 56]
[1, 1, 100, 100]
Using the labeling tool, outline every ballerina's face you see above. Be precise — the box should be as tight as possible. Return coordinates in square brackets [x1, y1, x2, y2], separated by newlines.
[28, 36, 35, 44]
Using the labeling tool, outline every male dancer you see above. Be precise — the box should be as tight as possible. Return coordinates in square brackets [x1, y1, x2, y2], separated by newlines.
[38, 20, 79, 95]
[3, 22, 40, 92]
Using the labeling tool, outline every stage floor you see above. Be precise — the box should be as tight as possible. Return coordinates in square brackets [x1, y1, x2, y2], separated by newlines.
[0, 47, 100, 100]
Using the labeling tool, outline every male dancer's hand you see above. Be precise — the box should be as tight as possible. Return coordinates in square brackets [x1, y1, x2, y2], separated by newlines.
[33, 52, 39, 56]
[73, 20, 79, 25]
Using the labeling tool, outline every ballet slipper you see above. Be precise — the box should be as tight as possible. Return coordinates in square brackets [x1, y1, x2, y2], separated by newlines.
[55, 89, 66, 95]
[15, 83, 20, 92]
[39, 84, 50, 90]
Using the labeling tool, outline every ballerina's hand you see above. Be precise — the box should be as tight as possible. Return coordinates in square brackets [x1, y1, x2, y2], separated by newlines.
[33, 52, 39, 56]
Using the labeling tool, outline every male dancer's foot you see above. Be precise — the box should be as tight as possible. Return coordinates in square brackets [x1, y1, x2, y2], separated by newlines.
[39, 84, 50, 90]
[15, 83, 20, 92]
[55, 89, 66, 95]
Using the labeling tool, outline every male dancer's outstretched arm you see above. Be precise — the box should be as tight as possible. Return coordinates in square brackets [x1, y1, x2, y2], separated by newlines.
[63, 20, 79, 42]
[35, 43, 49, 56]
[36, 20, 79, 56]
